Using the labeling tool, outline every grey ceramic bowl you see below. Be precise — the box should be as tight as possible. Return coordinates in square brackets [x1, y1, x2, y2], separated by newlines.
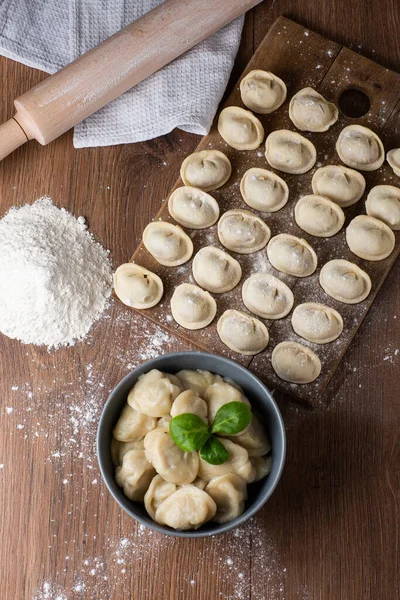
[97, 351, 286, 538]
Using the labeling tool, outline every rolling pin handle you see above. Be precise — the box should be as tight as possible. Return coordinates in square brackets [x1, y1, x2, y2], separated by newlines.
[0, 118, 29, 161]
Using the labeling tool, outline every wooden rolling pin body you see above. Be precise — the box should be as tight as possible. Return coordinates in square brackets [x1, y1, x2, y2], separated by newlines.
[0, 0, 261, 160]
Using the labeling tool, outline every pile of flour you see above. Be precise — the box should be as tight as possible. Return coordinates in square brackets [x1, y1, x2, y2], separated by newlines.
[0, 197, 112, 348]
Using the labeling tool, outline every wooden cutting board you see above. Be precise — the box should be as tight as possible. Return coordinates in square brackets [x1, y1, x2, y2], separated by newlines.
[128, 16, 400, 406]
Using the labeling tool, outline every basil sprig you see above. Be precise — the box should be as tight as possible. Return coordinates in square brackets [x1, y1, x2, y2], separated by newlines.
[169, 401, 252, 465]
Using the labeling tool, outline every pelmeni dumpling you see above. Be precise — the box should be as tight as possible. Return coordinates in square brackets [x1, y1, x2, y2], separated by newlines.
[311, 165, 366, 207]
[240, 70, 287, 114]
[205, 474, 247, 523]
[170, 390, 208, 423]
[143, 221, 193, 267]
[336, 125, 384, 171]
[387, 148, 400, 176]
[170, 283, 217, 330]
[271, 341, 321, 384]
[228, 414, 271, 456]
[294, 195, 345, 237]
[113, 263, 163, 309]
[144, 428, 199, 484]
[265, 130, 317, 174]
[198, 438, 253, 482]
[217, 310, 269, 356]
[250, 455, 272, 482]
[192, 246, 242, 293]
[289, 87, 338, 132]
[113, 404, 157, 442]
[156, 416, 172, 431]
[204, 382, 250, 424]
[111, 438, 142, 467]
[291, 302, 343, 344]
[217, 209, 271, 254]
[319, 259, 371, 304]
[240, 167, 289, 212]
[180, 150, 232, 192]
[346, 215, 395, 261]
[218, 106, 264, 150]
[154, 486, 216, 530]
[242, 273, 294, 320]
[144, 474, 177, 520]
[366, 185, 400, 230]
[267, 234, 318, 277]
[128, 369, 183, 417]
[175, 369, 223, 396]
[115, 444, 156, 502]
[168, 186, 219, 229]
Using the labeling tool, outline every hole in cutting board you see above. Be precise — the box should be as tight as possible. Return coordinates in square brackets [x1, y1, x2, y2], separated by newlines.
[338, 88, 371, 118]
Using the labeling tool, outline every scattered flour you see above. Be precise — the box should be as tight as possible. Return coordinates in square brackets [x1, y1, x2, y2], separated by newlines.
[0, 197, 112, 348]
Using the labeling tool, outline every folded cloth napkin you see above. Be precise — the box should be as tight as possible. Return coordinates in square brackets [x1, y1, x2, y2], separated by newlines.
[0, 1, 243, 147]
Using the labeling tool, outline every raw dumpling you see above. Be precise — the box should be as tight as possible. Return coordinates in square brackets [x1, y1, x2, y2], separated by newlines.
[154, 486, 216, 530]
[291, 302, 343, 344]
[240, 167, 289, 212]
[204, 382, 250, 424]
[387, 148, 400, 176]
[242, 273, 294, 320]
[346, 215, 395, 261]
[115, 444, 156, 502]
[228, 414, 271, 456]
[180, 149, 232, 192]
[319, 259, 371, 304]
[217, 309, 269, 356]
[267, 234, 318, 277]
[217, 209, 271, 254]
[143, 221, 193, 267]
[192, 246, 242, 293]
[311, 165, 366, 207]
[265, 130, 317, 174]
[271, 341, 321, 384]
[128, 369, 183, 417]
[170, 283, 217, 330]
[170, 390, 208, 423]
[168, 186, 220, 229]
[144, 474, 177, 520]
[366, 185, 400, 230]
[205, 474, 247, 523]
[240, 70, 287, 114]
[250, 455, 272, 482]
[113, 404, 157, 441]
[294, 194, 345, 237]
[198, 438, 253, 482]
[144, 428, 199, 484]
[113, 263, 163, 309]
[289, 87, 338, 132]
[175, 369, 223, 396]
[218, 106, 264, 150]
[336, 125, 384, 171]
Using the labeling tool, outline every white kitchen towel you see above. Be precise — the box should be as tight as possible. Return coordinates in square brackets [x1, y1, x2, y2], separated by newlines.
[0, 1, 243, 147]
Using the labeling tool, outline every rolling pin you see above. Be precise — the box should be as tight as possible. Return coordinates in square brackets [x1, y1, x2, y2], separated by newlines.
[0, 0, 262, 161]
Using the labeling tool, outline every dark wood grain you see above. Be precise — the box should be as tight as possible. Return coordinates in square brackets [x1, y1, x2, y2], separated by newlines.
[0, 2, 399, 600]
[129, 18, 400, 404]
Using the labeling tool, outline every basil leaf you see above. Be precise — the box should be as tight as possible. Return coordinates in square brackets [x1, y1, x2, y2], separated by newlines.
[200, 435, 229, 465]
[169, 414, 210, 452]
[211, 401, 252, 435]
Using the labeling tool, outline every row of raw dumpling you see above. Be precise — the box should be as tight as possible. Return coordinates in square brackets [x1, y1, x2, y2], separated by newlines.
[112, 370, 271, 529]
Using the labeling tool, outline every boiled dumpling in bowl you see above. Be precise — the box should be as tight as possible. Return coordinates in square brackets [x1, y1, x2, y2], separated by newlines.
[204, 381, 250, 424]
[115, 442, 156, 502]
[205, 474, 247, 523]
[154, 486, 217, 530]
[144, 428, 199, 484]
[175, 369, 223, 396]
[128, 369, 183, 417]
[198, 439, 253, 482]
[113, 404, 157, 442]
[170, 390, 208, 423]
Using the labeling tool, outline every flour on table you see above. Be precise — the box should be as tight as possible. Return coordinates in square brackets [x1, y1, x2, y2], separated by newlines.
[0, 197, 112, 348]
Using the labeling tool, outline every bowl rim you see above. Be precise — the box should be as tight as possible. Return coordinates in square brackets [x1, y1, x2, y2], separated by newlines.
[97, 351, 286, 538]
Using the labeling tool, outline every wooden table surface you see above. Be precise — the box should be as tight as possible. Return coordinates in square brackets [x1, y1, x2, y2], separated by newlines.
[0, 2, 399, 599]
